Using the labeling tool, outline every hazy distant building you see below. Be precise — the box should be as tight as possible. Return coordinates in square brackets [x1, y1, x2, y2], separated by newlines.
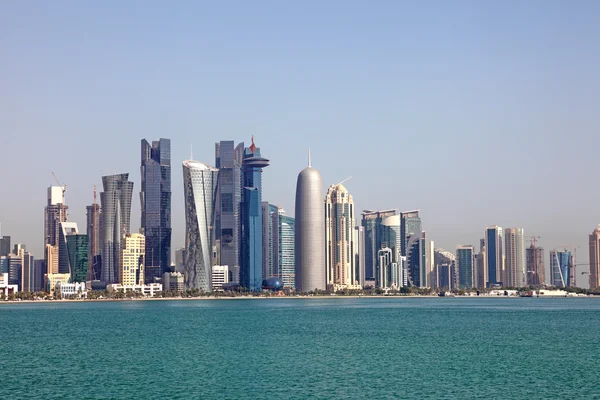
[120, 233, 145, 286]
[239, 138, 270, 292]
[182, 160, 218, 292]
[66, 233, 88, 283]
[33, 259, 46, 292]
[549, 249, 573, 288]
[295, 153, 325, 292]
[526, 242, 545, 286]
[215, 140, 244, 283]
[100, 173, 134, 284]
[174, 248, 185, 274]
[141, 138, 171, 283]
[325, 183, 359, 291]
[0, 236, 10, 257]
[589, 226, 600, 290]
[456, 245, 475, 289]
[86, 202, 101, 281]
[401, 210, 422, 257]
[484, 226, 504, 287]
[437, 263, 452, 290]
[504, 228, 525, 287]
[355, 226, 365, 287]
[476, 246, 486, 289]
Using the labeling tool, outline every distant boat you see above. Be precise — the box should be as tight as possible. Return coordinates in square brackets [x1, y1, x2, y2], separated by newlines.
[520, 291, 534, 297]
[438, 292, 455, 297]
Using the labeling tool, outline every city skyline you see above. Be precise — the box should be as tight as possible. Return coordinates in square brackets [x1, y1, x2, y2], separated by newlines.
[2, 2, 600, 287]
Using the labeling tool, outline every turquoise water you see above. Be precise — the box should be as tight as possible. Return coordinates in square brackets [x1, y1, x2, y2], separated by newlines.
[1, 298, 599, 399]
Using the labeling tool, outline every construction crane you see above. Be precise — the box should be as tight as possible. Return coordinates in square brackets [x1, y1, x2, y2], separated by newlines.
[51, 172, 67, 204]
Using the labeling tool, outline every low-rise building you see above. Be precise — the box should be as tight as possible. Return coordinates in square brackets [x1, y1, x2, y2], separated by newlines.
[45, 273, 71, 295]
[212, 265, 229, 291]
[0, 273, 18, 296]
[162, 272, 184, 292]
[107, 283, 162, 297]
[56, 282, 87, 298]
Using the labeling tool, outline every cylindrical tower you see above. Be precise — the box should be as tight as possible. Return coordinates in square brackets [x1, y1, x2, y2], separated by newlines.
[295, 160, 325, 292]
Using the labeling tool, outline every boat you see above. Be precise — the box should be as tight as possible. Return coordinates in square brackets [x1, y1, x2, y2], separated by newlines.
[520, 291, 534, 297]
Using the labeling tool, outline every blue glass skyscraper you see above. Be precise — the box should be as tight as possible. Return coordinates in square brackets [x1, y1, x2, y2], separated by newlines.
[141, 138, 171, 282]
[550, 249, 572, 287]
[240, 137, 269, 291]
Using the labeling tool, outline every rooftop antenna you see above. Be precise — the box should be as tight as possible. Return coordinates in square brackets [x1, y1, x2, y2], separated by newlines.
[308, 148, 311, 167]
[336, 176, 353, 186]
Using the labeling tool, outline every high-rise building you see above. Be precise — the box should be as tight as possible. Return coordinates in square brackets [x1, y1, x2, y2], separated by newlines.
[21, 252, 34, 293]
[406, 232, 434, 287]
[589, 227, 600, 290]
[376, 247, 393, 288]
[120, 233, 145, 286]
[58, 222, 79, 275]
[7, 253, 22, 288]
[239, 138, 270, 292]
[100, 173, 134, 284]
[33, 259, 46, 292]
[361, 209, 400, 281]
[504, 228, 525, 287]
[355, 226, 365, 288]
[215, 140, 244, 283]
[44, 186, 68, 279]
[45, 244, 59, 275]
[476, 246, 487, 288]
[141, 138, 171, 283]
[278, 213, 295, 289]
[86, 200, 101, 281]
[262, 202, 279, 279]
[295, 152, 325, 292]
[484, 226, 504, 287]
[66, 234, 88, 283]
[0, 236, 10, 257]
[456, 245, 475, 289]
[437, 263, 452, 290]
[174, 248, 185, 274]
[182, 160, 218, 292]
[401, 210, 422, 257]
[325, 184, 358, 291]
[526, 242, 545, 286]
[549, 249, 573, 288]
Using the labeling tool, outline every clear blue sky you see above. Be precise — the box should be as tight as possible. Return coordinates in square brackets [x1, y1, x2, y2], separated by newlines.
[1, 1, 599, 285]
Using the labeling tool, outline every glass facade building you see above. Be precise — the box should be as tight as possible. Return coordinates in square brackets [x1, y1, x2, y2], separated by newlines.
[550, 249, 572, 288]
[58, 222, 79, 275]
[141, 138, 171, 283]
[526, 244, 545, 286]
[262, 203, 279, 279]
[485, 226, 504, 287]
[66, 234, 89, 283]
[279, 214, 295, 289]
[100, 173, 134, 284]
[361, 210, 399, 281]
[240, 140, 269, 292]
[456, 245, 474, 288]
[215, 140, 244, 282]
[401, 210, 421, 257]
[182, 160, 218, 291]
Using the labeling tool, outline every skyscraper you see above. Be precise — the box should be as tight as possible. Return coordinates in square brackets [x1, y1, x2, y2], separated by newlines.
[120, 233, 145, 286]
[44, 186, 68, 277]
[406, 232, 433, 287]
[262, 202, 279, 279]
[526, 242, 545, 286]
[549, 249, 572, 288]
[59, 222, 79, 275]
[589, 226, 600, 290]
[21, 251, 34, 293]
[33, 259, 46, 292]
[278, 212, 295, 289]
[141, 138, 171, 283]
[66, 233, 88, 283]
[456, 245, 475, 289]
[182, 160, 218, 292]
[325, 183, 358, 291]
[240, 137, 270, 292]
[401, 210, 421, 257]
[86, 201, 101, 281]
[295, 152, 325, 292]
[484, 226, 504, 287]
[100, 173, 134, 284]
[0, 236, 10, 257]
[215, 140, 244, 283]
[504, 228, 525, 287]
[355, 226, 365, 288]
[361, 209, 400, 282]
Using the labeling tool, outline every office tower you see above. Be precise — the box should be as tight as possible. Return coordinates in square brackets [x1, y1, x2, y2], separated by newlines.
[526, 241, 545, 286]
[401, 210, 421, 257]
[215, 140, 244, 283]
[0, 236, 10, 257]
[45, 186, 68, 277]
[504, 228, 525, 287]
[377, 247, 393, 288]
[7, 254, 22, 288]
[406, 232, 433, 287]
[66, 234, 88, 283]
[45, 244, 59, 275]
[100, 173, 134, 284]
[21, 252, 34, 292]
[437, 263, 452, 290]
[589, 227, 600, 290]
[174, 248, 185, 273]
[58, 222, 79, 275]
[120, 233, 145, 286]
[239, 138, 270, 292]
[262, 202, 279, 279]
[325, 183, 358, 291]
[86, 199, 101, 281]
[484, 226, 504, 287]
[456, 245, 475, 289]
[33, 259, 46, 292]
[549, 249, 572, 288]
[278, 212, 296, 289]
[355, 226, 365, 287]
[361, 209, 400, 281]
[476, 247, 487, 288]
[295, 152, 325, 292]
[141, 138, 171, 283]
[182, 160, 218, 291]
[211, 265, 229, 291]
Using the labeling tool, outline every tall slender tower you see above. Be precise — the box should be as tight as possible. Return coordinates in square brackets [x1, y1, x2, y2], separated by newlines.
[86, 186, 101, 281]
[504, 228, 525, 287]
[325, 183, 358, 290]
[239, 137, 270, 292]
[589, 226, 600, 290]
[44, 186, 68, 276]
[100, 173, 134, 284]
[182, 160, 219, 291]
[141, 138, 171, 282]
[526, 241, 545, 286]
[295, 151, 325, 292]
[484, 226, 504, 287]
[456, 245, 475, 288]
